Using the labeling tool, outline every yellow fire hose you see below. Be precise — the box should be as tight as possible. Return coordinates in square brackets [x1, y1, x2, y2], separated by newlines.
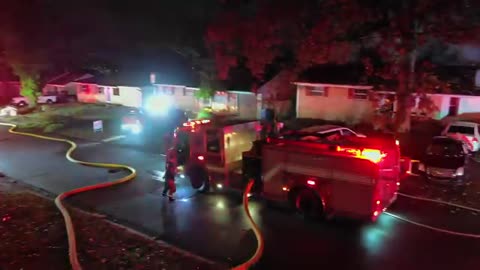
[0, 123, 264, 270]
[231, 180, 265, 270]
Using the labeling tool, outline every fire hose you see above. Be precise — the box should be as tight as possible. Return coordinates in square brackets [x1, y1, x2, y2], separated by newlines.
[231, 180, 265, 270]
[385, 192, 480, 238]
[1, 122, 137, 270]
[1, 123, 265, 269]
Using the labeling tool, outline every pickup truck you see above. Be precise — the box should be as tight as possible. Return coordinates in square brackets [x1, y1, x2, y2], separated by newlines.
[11, 95, 58, 107]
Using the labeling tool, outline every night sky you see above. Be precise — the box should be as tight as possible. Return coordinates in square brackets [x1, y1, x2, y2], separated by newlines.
[1, 0, 221, 83]
[1, 0, 479, 85]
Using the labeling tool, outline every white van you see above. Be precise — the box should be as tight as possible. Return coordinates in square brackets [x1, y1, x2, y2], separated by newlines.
[442, 121, 480, 152]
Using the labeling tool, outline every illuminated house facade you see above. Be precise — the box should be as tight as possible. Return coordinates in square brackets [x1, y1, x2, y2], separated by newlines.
[76, 77, 142, 108]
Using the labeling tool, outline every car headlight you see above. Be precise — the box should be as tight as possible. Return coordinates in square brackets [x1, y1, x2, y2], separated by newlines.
[455, 167, 464, 176]
[145, 94, 172, 116]
[132, 124, 142, 134]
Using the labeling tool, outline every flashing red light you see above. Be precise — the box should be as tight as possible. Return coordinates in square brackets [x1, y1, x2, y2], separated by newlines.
[395, 139, 400, 146]
[361, 148, 385, 163]
[373, 211, 379, 217]
[197, 155, 205, 161]
[307, 180, 316, 186]
[336, 146, 385, 163]
[183, 119, 210, 127]
[376, 200, 381, 205]
[396, 182, 401, 186]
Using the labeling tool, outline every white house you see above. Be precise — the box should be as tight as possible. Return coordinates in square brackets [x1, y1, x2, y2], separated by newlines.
[42, 72, 93, 97]
[146, 84, 261, 119]
[295, 81, 480, 124]
[151, 84, 199, 112]
[76, 77, 142, 108]
[422, 93, 480, 120]
[295, 82, 374, 124]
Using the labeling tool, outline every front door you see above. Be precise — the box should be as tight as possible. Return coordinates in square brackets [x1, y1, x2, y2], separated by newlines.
[105, 87, 112, 102]
[448, 97, 460, 116]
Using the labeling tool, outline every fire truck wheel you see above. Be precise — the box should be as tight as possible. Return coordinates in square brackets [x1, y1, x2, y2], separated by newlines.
[293, 189, 324, 220]
[186, 165, 210, 193]
[198, 173, 211, 193]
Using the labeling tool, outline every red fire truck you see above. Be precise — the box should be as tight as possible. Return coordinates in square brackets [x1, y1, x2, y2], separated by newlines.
[170, 119, 401, 221]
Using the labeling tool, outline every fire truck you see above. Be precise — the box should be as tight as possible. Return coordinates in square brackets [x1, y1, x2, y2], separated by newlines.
[170, 118, 401, 221]
[170, 118, 261, 192]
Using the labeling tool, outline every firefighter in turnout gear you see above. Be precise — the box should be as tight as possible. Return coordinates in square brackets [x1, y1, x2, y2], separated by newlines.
[162, 161, 177, 202]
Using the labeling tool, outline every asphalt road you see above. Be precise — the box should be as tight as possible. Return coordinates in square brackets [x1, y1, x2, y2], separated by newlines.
[1, 126, 480, 270]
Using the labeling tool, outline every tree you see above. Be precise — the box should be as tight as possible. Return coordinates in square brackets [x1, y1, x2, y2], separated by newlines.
[207, 0, 480, 132]
[15, 68, 40, 107]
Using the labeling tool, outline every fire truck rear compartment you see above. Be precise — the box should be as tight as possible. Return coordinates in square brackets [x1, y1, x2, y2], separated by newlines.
[260, 142, 390, 220]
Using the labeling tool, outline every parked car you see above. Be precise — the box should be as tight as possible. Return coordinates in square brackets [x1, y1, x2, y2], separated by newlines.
[279, 125, 367, 143]
[121, 109, 144, 134]
[442, 121, 480, 152]
[298, 125, 367, 138]
[11, 95, 58, 107]
[418, 136, 469, 185]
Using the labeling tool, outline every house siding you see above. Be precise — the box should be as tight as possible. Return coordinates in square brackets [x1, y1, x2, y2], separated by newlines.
[77, 84, 102, 103]
[153, 84, 199, 112]
[237, 93, 258, 119]
[296, 85, 374, 124]
[113, 86, 142, 108]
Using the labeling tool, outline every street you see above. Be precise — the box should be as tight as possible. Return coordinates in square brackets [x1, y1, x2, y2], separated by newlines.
[1, 126, 480, 269]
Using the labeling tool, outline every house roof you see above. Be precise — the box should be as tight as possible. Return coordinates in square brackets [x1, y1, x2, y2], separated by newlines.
[256, 70, 296, 100]
[47, 72, 93, 85]
[75, 71, 198, 88]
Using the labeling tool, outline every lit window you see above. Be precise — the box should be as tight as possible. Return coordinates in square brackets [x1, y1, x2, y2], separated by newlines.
[161, 86, 174, 95]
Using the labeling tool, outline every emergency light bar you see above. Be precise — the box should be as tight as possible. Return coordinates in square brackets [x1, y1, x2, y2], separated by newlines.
[336, 146, 385, 163]
[182, 119, 211, 127]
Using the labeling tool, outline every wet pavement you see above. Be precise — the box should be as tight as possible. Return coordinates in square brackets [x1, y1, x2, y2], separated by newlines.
[1, 126, 480, 269]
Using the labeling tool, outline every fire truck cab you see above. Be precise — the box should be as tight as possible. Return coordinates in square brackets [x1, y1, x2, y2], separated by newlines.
[244, 135, 401, 221]
[170, 118, 260, 192]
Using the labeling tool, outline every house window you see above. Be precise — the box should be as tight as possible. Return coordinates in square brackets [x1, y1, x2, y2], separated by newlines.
[305, 86, 327, 96]
[349, 89, 369, 100]
[81, 85, 89, 93]
[183, 88, 194, 96]
[163, 86, 174, 95]
[98, 87, 104, 94]
[113, 87, 120, 96]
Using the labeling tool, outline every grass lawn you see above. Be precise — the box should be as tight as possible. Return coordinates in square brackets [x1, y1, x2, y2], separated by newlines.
[0, 103, 125, 141]
[0, 179, 223, 270]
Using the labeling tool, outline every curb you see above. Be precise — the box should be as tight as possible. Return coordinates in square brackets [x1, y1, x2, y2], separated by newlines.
[2, 173, 222, 268]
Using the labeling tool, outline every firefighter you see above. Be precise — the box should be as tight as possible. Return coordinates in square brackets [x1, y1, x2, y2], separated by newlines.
[162, 161, 177, 202]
